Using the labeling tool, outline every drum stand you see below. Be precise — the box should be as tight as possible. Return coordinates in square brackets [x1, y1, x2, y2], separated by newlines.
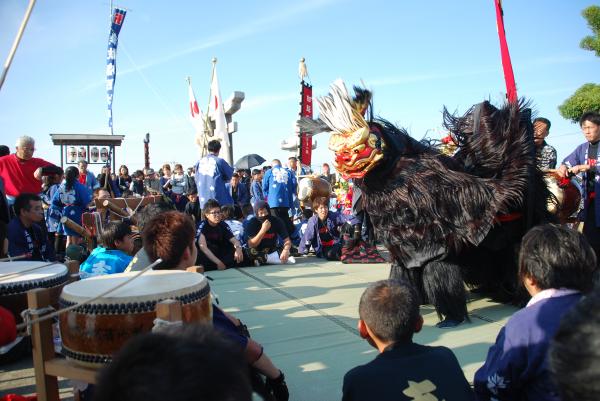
[27, 288, 185, 401]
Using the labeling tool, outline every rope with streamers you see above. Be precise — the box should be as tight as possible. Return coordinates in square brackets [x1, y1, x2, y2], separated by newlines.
[20, 306, 55, 336]
[152, 318, 183, 333]
[15, 258, 163, 333]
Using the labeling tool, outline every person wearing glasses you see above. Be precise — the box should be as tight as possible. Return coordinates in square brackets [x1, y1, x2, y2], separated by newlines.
[196, 198, 247, 270]
[0, 136, 61, 206]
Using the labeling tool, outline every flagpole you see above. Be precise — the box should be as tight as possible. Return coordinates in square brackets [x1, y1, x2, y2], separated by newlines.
[188, 75, 208, 157]
[204, 58, 217, 153]
[0, 0, 36, 92]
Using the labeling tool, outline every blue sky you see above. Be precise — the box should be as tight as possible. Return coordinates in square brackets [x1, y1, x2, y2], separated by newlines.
[0, 0, 597, 174]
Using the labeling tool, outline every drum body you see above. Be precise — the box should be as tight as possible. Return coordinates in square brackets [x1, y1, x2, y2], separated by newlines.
[59, 270, 211, 367]
[0, 262, 69, 323]
[544, 172, 582, 223]
[298, 176, 332, 208]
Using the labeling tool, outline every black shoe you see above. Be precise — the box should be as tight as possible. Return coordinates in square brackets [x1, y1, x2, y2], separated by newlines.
[265, 371, 289, 401]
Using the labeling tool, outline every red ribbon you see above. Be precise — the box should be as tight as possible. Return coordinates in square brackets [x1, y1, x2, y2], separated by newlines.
[494, 0, 518, 103]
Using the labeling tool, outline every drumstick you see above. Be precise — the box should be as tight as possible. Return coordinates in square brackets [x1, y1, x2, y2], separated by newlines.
[102, 200, 131, 218]
[17, 258, 163, 333]
[103, 200, 138, 224]
[0, 254, 28, 262]
[60, 216, 92, 239]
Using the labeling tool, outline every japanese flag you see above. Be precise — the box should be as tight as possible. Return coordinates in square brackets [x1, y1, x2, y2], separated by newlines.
[188, 81, 205, 136]
[210, 66, 232, 164]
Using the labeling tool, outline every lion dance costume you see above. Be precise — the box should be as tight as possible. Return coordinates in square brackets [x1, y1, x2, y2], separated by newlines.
[302, 81, 553, 327]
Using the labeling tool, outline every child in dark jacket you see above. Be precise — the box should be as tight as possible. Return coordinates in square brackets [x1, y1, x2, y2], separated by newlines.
[342, 280, 474, 401]
[474, 224, 598, 401]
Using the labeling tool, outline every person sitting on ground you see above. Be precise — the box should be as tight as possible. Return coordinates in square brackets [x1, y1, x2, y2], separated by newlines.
[299, 196, 346, 260]
[246, 200, 293, 265]
[474, 224, 598, 401]
[141, 210, 289, 401]
[549, 290, 600, 401]
[7, 193, 55, 261]
[184, 186, 202, 227]
[342, 279, 473, 401]
[221, 204, 245, 245]
[163, 163, 189, 211]
[196, 199, 246, 271]
[79, 221, 134, 278]
[93, 324, 253, 401]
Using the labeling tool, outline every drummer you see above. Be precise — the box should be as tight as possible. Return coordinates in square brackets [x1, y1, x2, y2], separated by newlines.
[7, 193, 55, 261]
[141, 210, 289, 400]
[557, 111, 600, 258]
[79, 221, 134, 278]
[533, 117, 557, 171]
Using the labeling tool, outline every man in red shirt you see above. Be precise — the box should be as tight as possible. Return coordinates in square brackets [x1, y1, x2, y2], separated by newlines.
[0, 136, 61, 205]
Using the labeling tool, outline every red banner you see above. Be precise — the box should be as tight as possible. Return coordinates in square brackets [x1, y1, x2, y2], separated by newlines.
[300, 83, 313, 166]
[494, 0, 517, 103]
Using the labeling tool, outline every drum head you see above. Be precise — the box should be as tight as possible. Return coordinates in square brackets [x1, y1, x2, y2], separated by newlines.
[60, 270, 208, 305]
[0, 262, 68, 295]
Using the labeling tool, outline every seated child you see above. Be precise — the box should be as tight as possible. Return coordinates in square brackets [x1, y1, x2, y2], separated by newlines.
[221, 204, 245, 245]
[79, 221, 134, 278]
[474, 224, 598, 401]
[184, 187, 201, 228]
[299, 196, 346, 260]
[196, 199, 246, 270]
[246, 200, 293, 265]
[342, 279, 474, 401]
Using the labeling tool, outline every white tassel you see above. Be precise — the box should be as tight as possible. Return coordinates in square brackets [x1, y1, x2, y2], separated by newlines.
[299, 57, 308, 81]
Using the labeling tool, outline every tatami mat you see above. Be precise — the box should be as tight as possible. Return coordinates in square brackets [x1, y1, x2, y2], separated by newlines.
[209, 257, 518, 401]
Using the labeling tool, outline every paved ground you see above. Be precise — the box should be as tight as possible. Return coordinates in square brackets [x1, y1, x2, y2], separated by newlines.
[0, 255, 517, 400]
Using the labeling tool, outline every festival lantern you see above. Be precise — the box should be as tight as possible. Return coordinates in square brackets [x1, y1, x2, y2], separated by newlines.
[100, 147, 109, 163]
[68, 147, 77, 163]
[90, 147, 99, 163]
[78, 147, 87, 162]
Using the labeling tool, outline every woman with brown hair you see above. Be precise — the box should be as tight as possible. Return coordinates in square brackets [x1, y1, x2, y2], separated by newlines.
[117, 164, 132, 193]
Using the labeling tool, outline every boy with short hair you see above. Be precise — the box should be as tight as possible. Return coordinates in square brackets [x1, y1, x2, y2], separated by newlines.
[342, 279, 473, 401]
[79, 221, 134, 278]
[246, 200, 293, 265]
[196, 199, 245, 270]
[474, 224, 598, 401]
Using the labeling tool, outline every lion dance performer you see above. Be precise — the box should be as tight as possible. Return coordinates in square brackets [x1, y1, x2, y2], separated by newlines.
[302, 81, 553, 327]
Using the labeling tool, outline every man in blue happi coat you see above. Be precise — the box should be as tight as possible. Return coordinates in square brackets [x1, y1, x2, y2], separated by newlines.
[263, 159, 295, 236]
[195, 140, 234, 209]
[557, 111, 600, 257]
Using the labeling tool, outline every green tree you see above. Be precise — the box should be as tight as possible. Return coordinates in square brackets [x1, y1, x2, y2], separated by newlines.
[559, 6, 600, 123]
